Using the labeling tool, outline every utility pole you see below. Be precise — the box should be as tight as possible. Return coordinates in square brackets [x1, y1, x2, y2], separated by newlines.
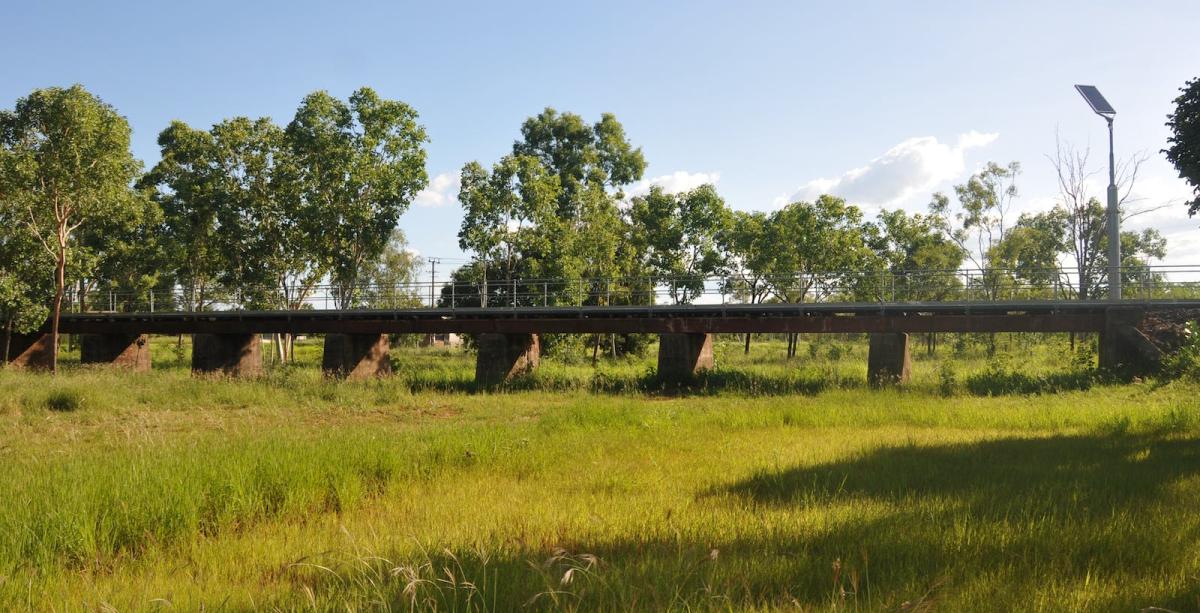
[428, 257, 440, 308]
[426, 257, 440, 346]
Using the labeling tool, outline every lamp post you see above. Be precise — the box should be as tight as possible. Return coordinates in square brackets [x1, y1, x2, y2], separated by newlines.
[1074, 84, 1121, 300]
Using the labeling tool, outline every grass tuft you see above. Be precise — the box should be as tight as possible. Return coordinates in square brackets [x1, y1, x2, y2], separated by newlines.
[43, 387, 84, 412]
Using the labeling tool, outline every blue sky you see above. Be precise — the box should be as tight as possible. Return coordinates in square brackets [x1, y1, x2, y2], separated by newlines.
[4, 0, 1199, 273]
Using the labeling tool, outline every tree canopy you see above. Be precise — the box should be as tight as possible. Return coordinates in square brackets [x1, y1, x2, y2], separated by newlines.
[1165, 77, 1200, 217]
[0, 85, 144, 372]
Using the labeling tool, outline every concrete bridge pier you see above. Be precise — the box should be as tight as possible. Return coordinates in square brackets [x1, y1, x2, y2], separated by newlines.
[192, 333, 261, 376]
[322, 333, 392, 379]
[868, 333, 911, 387]
[80, 333, 151, 371]
[4, 332, 53, 370]
[657, 333, 714, 383]
[1099, 308, 1162, 374]
[475, 333, 539, 388]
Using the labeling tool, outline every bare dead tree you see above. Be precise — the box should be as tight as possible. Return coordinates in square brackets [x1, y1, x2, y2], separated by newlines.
[1048, 132, 1152, 301]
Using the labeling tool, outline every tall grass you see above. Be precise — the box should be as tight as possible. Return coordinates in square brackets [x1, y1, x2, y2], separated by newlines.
[2, 334, 1198, 610]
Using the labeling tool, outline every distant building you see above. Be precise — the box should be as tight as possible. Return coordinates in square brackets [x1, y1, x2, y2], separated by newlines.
[421, 333, 463, 348]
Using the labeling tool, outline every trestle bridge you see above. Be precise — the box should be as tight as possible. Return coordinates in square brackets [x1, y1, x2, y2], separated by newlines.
[7, 266, 1200, 386]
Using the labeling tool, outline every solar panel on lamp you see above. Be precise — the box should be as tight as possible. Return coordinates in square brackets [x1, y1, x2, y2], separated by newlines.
[1074, 85, 1116, 117]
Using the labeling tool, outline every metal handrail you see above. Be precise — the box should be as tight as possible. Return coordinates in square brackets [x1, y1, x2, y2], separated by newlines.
[63, 264, 1200, 314]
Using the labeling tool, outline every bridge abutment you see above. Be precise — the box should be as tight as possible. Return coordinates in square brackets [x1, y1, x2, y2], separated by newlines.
[192, 333, 262, 377]
[80, 333, 151, 371]
[657, 333, 714, 383]
[475, 333, 539, 388]
[322, 333, 392, 379]
[1099, 308, 1162, 375]
[4, 332, 53, 370]
[868, 332, 911, 387]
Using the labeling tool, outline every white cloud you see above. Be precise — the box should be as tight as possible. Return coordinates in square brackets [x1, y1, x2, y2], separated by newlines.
[414, 171, 459, 207]
[777, 131, 999, 208]
[626, 170, 720, 197]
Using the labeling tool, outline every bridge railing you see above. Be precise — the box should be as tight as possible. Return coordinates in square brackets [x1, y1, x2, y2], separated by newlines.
[62, 264, 1200, 314]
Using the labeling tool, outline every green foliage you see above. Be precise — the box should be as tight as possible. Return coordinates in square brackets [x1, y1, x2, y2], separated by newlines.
[720, 210, 773, 304]
[0, 85, 144, 370]
[937, 361, 957, 396]
[139, 120, 234, 309]
[989, 208, 1067, 291]
[966, 356, 1094, 395]
[1165, 77, 1200, 216]
[457, 108, 649, 309]
[763, 195, 871, 302]
[286, 88, 428, 308]
[630, 184, 730, 303]
[141, 89, 428, 313]
[864, 208, 964, 300]
[359, 229, 425, 308]
[1161, 321, 1200, 380]
[930, 161, 1020, 299]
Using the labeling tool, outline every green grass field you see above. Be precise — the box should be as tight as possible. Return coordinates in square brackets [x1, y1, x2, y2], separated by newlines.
[1, 334, 1198, 611]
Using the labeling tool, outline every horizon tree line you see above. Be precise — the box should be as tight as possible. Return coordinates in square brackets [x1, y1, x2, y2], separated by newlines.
[3, 79, 1199, 371]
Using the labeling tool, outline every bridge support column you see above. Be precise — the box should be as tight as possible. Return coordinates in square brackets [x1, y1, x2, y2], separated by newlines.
[868, 333, 911, 387]
[475, 333, 539, 388]
[657, 333, 714, 383]
[1099, 308, 1162, 375]
[322, 333, 392, 379]
[80, 333, 151, 371]
[4, 332, 53, 370]
[192, 333, 261, 377]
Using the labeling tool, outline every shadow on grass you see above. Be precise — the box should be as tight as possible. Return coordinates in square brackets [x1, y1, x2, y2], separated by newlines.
[291, 434, 1200, 611]
[402, 368, 853, 397]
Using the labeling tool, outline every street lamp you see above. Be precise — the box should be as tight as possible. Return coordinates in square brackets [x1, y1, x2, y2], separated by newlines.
[1074, 84, 1121, 300]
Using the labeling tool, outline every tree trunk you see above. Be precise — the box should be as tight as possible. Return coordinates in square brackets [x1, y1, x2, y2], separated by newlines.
[3, 317, 12, 367]
[51, 244, 66, 374]
[591, 333, 600, 366]
[744, 333, 751, 355]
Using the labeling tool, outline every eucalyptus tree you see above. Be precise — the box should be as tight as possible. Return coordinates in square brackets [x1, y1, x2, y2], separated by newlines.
[0, 200, 50, 363]
[458, 156, 561, 307]
[988, 210, 1068, 297]
[513, 108, 646, 219]
[865, 208, 965, 301]
[763, 195, 871, 303]
[208, 117, 320, 313]
[721, 210, 772, 352]
[630, 184, 730, 304]
[762, 195, 872, 358]
[77, 191, 165, 311]
[285, 88, 428, 308]
[359, 229, 424, 309]
[929, 161, 1021, 300]
[458, 108, 647, 308]
[141, 121, 229, 310]
[0, 85, 143, 372]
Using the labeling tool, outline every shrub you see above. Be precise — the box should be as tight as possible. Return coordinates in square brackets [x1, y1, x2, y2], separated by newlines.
[965, 359, 1094, 396]
[1161, 321, 1200, 380]
[937, 362, 957, 397]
